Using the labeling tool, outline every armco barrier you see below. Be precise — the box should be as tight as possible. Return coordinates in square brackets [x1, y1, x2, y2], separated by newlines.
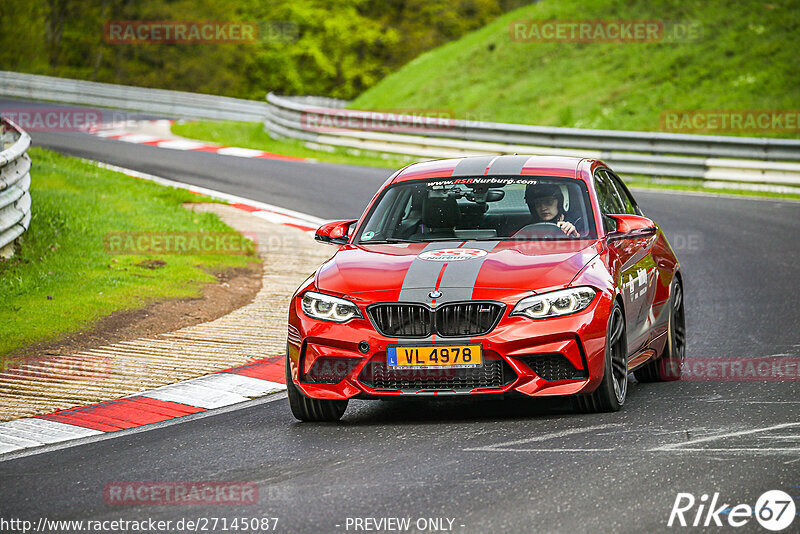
[0, 118, 32, 258]
[0, 71, 269, 122]
[264, 93, 800, 186]
[1, 71, 798, 186]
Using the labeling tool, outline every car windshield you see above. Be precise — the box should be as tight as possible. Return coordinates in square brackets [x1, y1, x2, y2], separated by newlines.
[355, 176, 597, 243]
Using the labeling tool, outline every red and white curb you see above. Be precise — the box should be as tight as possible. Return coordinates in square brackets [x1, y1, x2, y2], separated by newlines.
[0, 161, 326, 459]
[0, 356, 286, 456]
[89, 120, 306, 162]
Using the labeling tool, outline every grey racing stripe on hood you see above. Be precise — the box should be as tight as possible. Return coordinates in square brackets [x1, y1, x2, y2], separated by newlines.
[397, 241, 462, 302]
[396, 241, 498, 345]
[436, 241, 500, 303]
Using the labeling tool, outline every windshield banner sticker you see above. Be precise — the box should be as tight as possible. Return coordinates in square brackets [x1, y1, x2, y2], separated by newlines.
[426, 177, 540, 186]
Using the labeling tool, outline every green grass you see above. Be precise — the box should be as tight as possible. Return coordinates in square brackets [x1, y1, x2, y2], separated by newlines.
[351, 0, 800, 138]
[171, 120, 413, 169]
[0, 148, 259, 358]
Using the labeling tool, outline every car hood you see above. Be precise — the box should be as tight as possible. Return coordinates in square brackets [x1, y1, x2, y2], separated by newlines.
[315, 240, 602, 302]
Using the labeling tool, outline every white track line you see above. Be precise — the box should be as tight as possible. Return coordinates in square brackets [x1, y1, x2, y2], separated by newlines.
[649, 422, 800, 451]
[657, 449, 800, 454]
[464, 424, 618, 452]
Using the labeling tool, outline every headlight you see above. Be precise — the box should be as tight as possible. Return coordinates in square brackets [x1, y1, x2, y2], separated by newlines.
[511, 287, 596, 319]
[301, 291, 362, 323]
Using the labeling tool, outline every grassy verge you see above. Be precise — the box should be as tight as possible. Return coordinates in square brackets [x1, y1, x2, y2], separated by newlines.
[0, 147, 259, 357]
[171, 120, 411, 169]
[351, 0, 800, 138]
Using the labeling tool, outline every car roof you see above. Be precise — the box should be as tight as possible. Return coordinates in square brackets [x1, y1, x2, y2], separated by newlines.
[391, 155, 596, 184]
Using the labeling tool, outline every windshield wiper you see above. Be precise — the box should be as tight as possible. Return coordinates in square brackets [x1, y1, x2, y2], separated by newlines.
[358, 238, 421, 244]
[417, 237, 471, 242]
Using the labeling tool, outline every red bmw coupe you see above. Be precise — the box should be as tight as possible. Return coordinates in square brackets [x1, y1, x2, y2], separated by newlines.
[286, 155, 685, 421]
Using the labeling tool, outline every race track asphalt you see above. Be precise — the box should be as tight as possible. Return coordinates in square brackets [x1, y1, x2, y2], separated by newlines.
[1, 98, 798, 533]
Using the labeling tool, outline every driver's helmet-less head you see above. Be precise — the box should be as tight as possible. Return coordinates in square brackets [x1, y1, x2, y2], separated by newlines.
[525, 183, 565, 220]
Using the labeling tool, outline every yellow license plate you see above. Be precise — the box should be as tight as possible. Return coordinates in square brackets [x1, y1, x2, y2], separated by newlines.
[387, 345, 482, 369]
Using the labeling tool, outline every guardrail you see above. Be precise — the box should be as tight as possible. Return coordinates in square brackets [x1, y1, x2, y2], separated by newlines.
[0, 118, 32, 258]
[265, 93, 800, 187]
[0, 71, 269, 122]
[2, 71, 798, 187]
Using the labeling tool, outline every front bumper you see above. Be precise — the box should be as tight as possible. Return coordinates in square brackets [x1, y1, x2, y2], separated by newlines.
[287, 289, 613, 400]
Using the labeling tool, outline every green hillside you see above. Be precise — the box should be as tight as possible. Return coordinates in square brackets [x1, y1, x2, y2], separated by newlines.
[351, 0, 800, 137]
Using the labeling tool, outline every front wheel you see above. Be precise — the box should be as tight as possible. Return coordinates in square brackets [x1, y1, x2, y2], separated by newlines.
[573, 302, 628, 413]
[286, 352, 348, 422]
[634, 280, 685, 382]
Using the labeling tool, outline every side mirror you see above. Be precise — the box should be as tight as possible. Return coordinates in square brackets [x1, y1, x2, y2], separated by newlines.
[315, 220, 357, 245]
[606, 214, 657, 241]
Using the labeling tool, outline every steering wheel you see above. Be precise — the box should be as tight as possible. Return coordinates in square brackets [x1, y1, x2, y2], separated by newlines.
[512, 222, 567, 238]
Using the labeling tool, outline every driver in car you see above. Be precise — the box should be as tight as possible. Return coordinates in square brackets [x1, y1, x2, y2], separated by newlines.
[524, 183, 580, 237]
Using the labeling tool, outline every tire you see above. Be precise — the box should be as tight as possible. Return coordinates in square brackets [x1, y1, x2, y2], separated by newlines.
[634, 280, 686, 382]
[573, 302, 628, 413]
[286, 352, 348, 422]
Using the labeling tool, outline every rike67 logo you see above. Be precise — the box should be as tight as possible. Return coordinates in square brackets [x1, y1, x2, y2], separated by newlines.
[669, 490, 796, 531]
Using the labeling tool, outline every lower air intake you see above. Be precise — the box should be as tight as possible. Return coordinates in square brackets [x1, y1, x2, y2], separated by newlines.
[359, 358, 515, 392]
[518, 354, 587, 381]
